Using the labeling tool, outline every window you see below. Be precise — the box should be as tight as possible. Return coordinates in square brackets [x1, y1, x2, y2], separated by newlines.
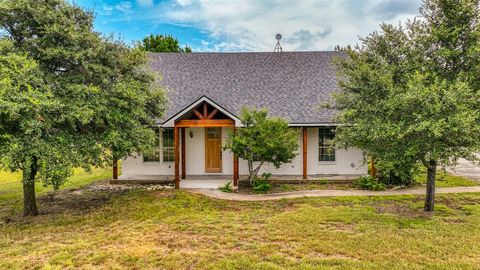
[162, 128, 174, 162]
[143, 128, 160, 162]
[318, 127, 335, 162]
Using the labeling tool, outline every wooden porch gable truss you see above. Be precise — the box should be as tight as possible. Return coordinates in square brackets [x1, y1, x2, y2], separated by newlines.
[175, 101, 235, 127]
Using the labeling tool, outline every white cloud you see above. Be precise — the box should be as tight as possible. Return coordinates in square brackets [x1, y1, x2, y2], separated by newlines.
[176, 0, 193, 6]
[161, 0, 422, 51]
[101, 4, 113, 16]
[115, 1, 133, 14]
[137, 0, 154, 7]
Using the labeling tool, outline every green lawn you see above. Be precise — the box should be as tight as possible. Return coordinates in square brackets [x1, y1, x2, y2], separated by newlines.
[0, 170, 480, 269]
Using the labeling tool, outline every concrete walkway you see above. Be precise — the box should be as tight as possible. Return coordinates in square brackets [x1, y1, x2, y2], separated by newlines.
[187, 186, 480, 201]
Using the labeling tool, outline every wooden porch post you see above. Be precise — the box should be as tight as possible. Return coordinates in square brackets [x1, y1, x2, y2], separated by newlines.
[233, 126, 239, 186]
[303, 127, 308, 180]
[174, 126, 180, 189]
[181, 127, 186, 180]
[112, 159, 118, 180]
[370, 157, 376, 177]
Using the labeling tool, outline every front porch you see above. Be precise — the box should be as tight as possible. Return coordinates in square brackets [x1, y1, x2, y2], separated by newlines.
[164, 97, 242, 189]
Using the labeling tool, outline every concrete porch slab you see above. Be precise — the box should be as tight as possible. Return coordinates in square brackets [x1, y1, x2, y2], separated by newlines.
[180, 179, 231, 189]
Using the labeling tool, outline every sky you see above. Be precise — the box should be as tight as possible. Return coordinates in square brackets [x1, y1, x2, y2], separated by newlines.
[75, 0, 422, 52]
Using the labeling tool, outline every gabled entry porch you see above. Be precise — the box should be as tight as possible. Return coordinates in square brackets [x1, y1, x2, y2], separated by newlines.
[168, 97, 241, 189]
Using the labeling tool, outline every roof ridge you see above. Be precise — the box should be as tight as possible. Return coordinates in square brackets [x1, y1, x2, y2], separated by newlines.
[148, 51, 342, 55]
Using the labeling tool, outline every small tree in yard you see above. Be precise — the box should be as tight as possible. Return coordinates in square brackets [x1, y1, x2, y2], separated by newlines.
[224, 107, 299, 185]
[331, 0, 480, 212]
[0, 0, 166, 216]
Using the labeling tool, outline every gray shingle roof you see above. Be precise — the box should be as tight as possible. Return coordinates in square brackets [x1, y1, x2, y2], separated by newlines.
[149, 51, 342, 125]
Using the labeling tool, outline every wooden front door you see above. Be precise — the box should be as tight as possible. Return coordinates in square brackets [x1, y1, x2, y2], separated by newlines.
[205, 127, 222, 173]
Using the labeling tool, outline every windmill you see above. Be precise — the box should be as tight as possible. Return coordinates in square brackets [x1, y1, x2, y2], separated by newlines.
[274, 33, 283, 52]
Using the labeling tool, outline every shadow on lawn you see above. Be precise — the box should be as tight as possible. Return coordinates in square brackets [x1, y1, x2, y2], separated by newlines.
[2, 183, 128, 224]
[38, 189, 126, 216]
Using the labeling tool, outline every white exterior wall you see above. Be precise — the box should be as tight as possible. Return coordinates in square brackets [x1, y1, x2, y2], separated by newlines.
[306, 127, 365, 175]
[122, 127, 233, 176]
[122, 127, 367, 176]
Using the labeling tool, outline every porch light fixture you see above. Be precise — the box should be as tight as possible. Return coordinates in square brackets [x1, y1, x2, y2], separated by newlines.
[189, 130, 194, 138]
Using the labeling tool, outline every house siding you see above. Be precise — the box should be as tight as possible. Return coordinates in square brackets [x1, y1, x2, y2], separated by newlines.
[121, 127, 367, 177]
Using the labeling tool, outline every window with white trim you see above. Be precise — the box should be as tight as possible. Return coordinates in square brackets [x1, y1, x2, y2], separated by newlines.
[162, 128, 174, 162]
[318, 127, 335, 162]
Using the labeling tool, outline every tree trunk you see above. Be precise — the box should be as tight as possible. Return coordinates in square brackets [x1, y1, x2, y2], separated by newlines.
[247, 160, 255, 186]
[424, 159, 437, 212]
[112, 159, 118, 180]
[23, 158, 39, 216]
[247, 160, 265, 186]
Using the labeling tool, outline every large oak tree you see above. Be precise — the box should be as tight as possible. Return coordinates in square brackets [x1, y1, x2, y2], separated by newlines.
[332, 0, 480, 211]
[0, 0, 166, 216]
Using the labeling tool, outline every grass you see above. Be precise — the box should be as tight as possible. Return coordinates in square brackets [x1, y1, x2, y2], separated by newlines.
[1, 190, 480, 269]
[414, 169, 478, 187]
[0, 169, 479, 269]
[1, 167, 480, 269]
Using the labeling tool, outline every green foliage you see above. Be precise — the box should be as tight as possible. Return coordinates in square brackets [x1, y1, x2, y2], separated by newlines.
[331, 0, 480, 211]
[219, 182, 233, 193]
[224, 107, 299, 185]
[252, 173, 272, 193]
[376, 159, 420, 186]
[318, 178, 328, 185]
[139, 34, 192, 52]
[356, 176, 386, 191]
[0, 0, 166, 214]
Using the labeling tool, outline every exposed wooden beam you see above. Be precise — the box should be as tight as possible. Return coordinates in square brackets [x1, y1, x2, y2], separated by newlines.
[303, 127, 308, 180]
[181, 127, 186, 180]
[175, 119, 235, 127]
[174, 127, 180, 189]
[207, 108, 218, 119]
[203, 103, 208, 118]
[233, 126, 239, 187]
[192, 108, 204, 119]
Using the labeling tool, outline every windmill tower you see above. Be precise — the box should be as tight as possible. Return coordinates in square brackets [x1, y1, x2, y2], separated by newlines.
[273, 33, 283, 52]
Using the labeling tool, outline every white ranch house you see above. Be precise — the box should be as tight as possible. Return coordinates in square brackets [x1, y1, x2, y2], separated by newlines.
[120, 52, 367, 188]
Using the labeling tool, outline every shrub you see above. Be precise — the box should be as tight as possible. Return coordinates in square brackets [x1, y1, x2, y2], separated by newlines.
[219, 182, 233, 193]
[318, 178, 328, 185]
[376, 159, 419, 186]
[356, 176, 386, 191]
[253, 173, 272, 193]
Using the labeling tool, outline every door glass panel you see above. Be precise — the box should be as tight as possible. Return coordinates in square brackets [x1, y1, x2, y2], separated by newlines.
[207, 128, 221, 138]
